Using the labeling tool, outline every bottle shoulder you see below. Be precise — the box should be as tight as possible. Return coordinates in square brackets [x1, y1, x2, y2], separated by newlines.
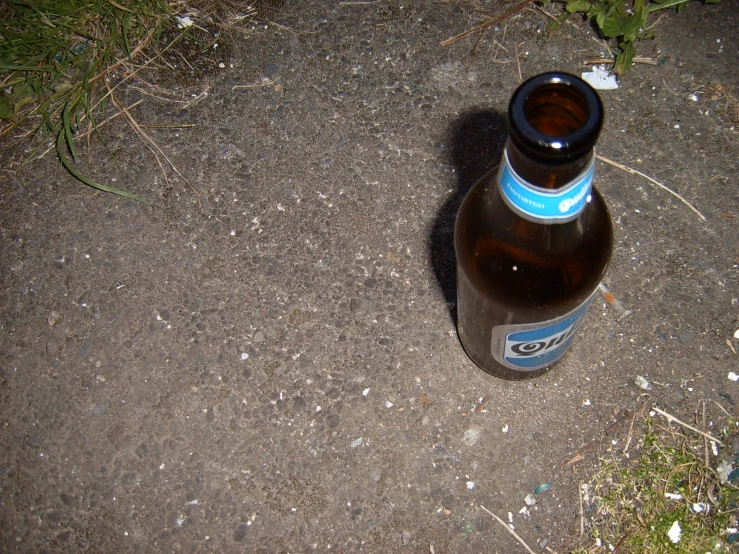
[454, 170, 613, 314]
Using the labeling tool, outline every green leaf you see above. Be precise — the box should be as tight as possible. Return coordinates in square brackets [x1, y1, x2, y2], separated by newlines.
[595, 9, 607, 30]
[601, 15, 624, 38]
[0, 96, 13, 119]
[622, 13, 643, 43]
[565, 0, 592, 14]
[614, 42, 635, 74]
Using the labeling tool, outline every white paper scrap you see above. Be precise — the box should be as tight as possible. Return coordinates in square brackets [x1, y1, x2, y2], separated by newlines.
[581, 67, 619, 90]
[176, 16, 194, 29]
[667, 520, 682, 544]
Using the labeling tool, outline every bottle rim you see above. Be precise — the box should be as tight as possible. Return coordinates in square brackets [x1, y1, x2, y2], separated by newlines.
[508, 72, 603, 162]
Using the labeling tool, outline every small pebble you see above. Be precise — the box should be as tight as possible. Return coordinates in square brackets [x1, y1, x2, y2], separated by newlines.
[241, 352, 249, 360]
[385, 400, 394, 409]
[253, 331, 266, 343]
[350, 437, 363, 448]
[362, 388, 371, 397]
[96, 375, 106, 382]
[728, 372, 739, 382]
[635, 375, 652, 391]
[46, 341, 59, 357]
[462, 426, 483, 447]
[91, 402, 109, 416]
[524, 493, 536, 506]
[48, 311, 62, 327]
[466, 481, 475, 490]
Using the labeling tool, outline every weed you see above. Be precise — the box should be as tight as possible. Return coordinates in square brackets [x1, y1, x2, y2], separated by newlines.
[1, 0, 255, 201]
[543, 0, 721, 74]
[573, 409, 739, 553]
[0, 0, 179, 200]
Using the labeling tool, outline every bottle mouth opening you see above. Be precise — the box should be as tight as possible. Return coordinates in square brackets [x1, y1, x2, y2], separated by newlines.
[523, 83, 589, 137]
[508, 73, 603, 162]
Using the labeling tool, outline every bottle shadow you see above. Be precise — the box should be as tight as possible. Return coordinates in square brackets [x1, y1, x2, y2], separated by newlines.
[428, 108, 507, 325]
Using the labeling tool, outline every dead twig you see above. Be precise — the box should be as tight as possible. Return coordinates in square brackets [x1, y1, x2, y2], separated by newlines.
[441, 0, 535, 47]
[479, 505, 536, 554]
[652, 406, 724, 446]
[596, 154, 706, 222]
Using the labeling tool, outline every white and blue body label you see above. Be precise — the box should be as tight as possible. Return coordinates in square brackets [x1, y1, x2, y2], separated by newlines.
[499, 151, 595, 223]
[491, 296, 594, 371]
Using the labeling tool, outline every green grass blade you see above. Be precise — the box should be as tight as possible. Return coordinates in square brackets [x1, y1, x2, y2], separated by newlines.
[56, 130, 151, 203]
[62, 103, 77, 162]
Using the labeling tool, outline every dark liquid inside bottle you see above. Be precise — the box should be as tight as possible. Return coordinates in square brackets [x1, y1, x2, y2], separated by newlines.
[454, 73, 613, 380]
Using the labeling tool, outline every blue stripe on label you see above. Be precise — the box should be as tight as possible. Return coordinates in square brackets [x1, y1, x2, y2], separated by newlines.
[499, 152, 594, 222]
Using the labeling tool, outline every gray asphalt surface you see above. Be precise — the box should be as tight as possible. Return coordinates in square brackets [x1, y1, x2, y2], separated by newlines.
[1, 1, 738, 552]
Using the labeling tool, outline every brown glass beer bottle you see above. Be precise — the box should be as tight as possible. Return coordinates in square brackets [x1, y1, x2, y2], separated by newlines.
[454, 72, 613, 380]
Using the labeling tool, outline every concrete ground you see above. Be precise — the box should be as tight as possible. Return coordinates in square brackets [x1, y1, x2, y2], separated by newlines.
[1, 0, 737, 552]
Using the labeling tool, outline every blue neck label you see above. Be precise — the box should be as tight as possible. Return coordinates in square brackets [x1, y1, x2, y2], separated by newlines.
[498, 151, 595, 223]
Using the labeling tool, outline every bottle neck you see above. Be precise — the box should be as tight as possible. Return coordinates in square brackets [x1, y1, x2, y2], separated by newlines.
[498, 140, 596, 224]
[505, 138, 594, 190]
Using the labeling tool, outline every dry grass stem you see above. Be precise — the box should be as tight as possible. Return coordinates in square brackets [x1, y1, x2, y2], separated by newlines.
[566, 453, 585, 466]
[579, 483, 585, 537]
[109, 89, 201, 208]
[440, 0, 535, 47]
[727, 339, 737, 355]
[479, 505, 536, 554]
[583, 57, 659, 66]
[89, 28, 156, 85]
[623, 410, 638, 455]
[713, 400, 733, 419]
[515, 42, 524, 83]
[596, 154, 707, 221]
[652, 406, 724, 446]
[531, 5, 560, 23]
